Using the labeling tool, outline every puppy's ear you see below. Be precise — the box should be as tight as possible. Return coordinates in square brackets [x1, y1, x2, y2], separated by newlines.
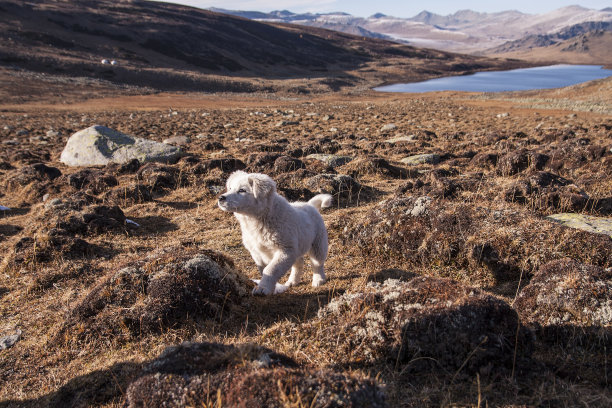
[248, 173, 276, 199]
[227, 170, 247, 189]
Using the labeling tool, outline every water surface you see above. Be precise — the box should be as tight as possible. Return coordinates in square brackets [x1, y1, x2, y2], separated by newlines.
[375, 65, 612, 93]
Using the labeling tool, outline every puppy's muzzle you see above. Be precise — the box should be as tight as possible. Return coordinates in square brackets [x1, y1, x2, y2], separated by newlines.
[218, 194, 227, 203]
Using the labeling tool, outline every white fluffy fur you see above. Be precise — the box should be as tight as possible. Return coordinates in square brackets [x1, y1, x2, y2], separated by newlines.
[218, 171, 332, 295]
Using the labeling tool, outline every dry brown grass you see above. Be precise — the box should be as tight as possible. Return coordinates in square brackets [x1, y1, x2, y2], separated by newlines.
[0, 87, 610, 407]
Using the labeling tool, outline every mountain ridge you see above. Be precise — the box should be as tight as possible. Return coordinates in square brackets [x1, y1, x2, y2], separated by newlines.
[214, 6, 612, 58]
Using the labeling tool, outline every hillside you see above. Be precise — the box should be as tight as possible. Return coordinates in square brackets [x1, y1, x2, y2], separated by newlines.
[0, 0, 526, 97]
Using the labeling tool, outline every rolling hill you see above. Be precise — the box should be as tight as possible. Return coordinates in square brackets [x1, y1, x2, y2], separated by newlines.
[0, 0, 528, 95]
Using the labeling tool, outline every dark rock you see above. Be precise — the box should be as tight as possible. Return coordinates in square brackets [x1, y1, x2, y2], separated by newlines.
[116, 158, 142, 174]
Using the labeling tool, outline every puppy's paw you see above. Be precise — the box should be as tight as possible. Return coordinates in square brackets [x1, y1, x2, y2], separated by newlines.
[312, 275, 326, 287]
[285, 278, 299, 287]
[252, 285, 273, 296]
[251, 279, 288, 295]
[273, 283, 289, 294]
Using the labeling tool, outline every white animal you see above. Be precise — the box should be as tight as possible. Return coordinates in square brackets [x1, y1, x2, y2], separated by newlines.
[218, 171, 332, 295]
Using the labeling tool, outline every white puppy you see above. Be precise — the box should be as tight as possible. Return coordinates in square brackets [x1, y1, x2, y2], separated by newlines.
[218, 171, 332, 295]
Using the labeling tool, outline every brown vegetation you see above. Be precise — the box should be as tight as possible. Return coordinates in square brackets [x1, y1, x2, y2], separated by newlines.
[0, 74, 611, 407]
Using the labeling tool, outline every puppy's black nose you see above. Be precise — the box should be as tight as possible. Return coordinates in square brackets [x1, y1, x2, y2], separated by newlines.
[218, 195, 227, 202]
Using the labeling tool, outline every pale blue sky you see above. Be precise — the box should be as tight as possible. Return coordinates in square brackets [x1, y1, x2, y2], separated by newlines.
[154, 1, 611, 17]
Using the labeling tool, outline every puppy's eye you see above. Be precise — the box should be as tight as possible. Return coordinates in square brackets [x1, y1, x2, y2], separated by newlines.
[238, 188, 246, 193]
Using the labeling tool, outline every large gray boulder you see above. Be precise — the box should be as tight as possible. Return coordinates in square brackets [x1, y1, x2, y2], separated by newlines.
[60, 125, 182, 166]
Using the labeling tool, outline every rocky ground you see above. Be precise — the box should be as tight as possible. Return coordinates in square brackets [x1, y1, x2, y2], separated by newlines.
[0, 79, 611, 407]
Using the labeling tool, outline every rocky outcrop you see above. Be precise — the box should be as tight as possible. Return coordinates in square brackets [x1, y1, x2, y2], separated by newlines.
[60, 125, 183, 166]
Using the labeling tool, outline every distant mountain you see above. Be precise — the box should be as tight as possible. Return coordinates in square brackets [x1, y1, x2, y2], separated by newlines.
[215, 6, 612, 55]
[484, 23, 612, 65]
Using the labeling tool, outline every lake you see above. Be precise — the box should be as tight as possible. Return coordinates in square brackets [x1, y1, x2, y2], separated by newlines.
[375, 64, 612, 93]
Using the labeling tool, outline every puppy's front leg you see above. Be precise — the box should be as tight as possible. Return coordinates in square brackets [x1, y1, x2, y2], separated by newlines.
[253, 251, 295, 295]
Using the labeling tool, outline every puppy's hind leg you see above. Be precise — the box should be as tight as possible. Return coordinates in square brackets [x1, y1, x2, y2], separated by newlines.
[285, 256, 304, 287]
[309, 255, 326, 287]
[309, 231, 328, 287]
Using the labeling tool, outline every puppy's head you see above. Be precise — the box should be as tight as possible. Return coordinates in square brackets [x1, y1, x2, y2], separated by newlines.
[218, 171, 277, 215]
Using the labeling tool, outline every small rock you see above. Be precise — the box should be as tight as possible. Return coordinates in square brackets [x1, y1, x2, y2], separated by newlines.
[162, 136, 191, 146]
[16, 129, 29, 136]
[322, 114, 333, 121]
[409, 196, 432, 216]
[385, 135, 416, 144]
[223, 123, 234, 129]
[306, 154, 353, 168]
[546, 213, 612, 237]
[0, 205, 10, 211]
[496, 113, 509, 118]
[275, 120, 299, 127]
[400, 153, 440, 166]
[0, 329, 22, 350]
[380, 124, 397, 132]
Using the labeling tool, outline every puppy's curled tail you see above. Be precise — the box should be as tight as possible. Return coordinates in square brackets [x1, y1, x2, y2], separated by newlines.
[308, 194, 333, 211]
